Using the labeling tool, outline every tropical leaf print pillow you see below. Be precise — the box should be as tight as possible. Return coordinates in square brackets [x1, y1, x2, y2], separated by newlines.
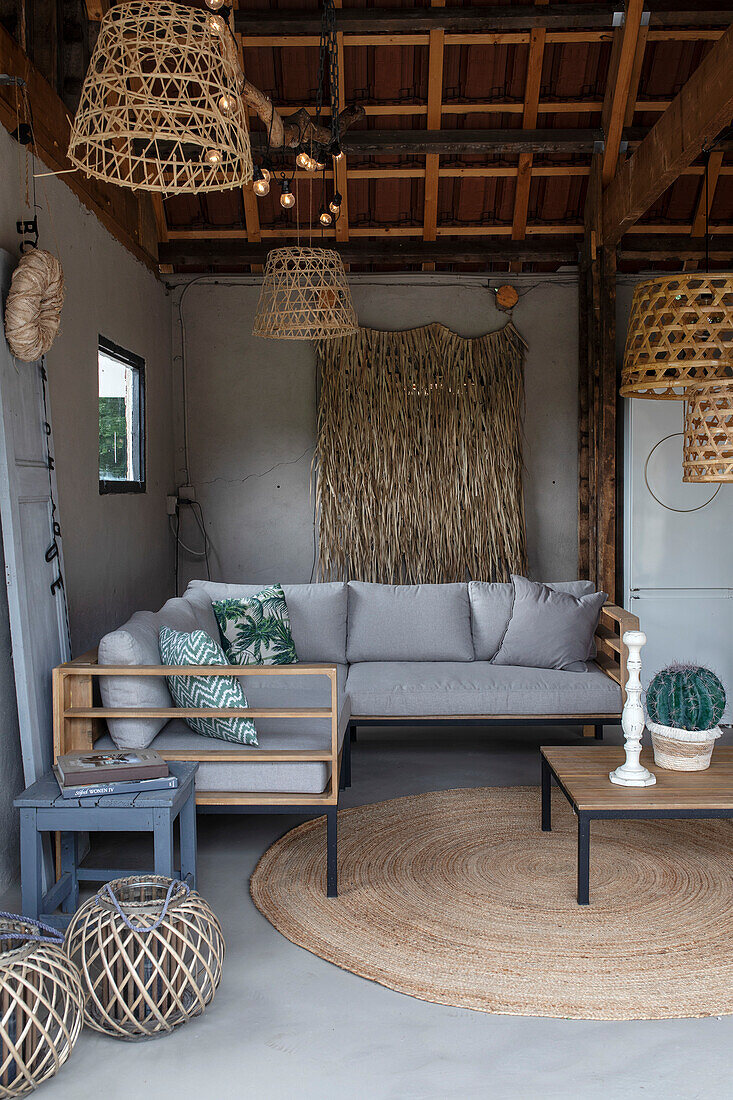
[212, 584, 299, 666]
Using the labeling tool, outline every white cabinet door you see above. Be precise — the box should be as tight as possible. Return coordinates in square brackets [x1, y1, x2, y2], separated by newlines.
[0, 248, 70, 786]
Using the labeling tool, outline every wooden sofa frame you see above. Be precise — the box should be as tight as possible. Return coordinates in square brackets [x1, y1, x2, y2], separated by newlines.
[51, 602, 637, 897]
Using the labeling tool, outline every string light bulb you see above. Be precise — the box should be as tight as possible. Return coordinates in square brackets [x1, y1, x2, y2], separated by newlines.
[207, 13, 225, 35]
[261, 156, 273, 183]
[280, 178, 295, 209]
[218, 92, 232, 113]
[205, 0, 225, 9]
[329, 192, 342, 215]
[319, 205, 333, 227]
[311, 150, 326, 172]
[328, 139, 343, 161]
[296, 145, 312, 170]
[252, 165, 270, 197]
[202, 148, 222, 166]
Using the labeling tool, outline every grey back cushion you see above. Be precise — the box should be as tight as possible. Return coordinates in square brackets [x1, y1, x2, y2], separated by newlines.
[347, 581, 473, 663]
[185, 580, 348, 664]
[98, 596, 202, 749]
[469, 579, 597, 661]
[491, 575, 606, 671]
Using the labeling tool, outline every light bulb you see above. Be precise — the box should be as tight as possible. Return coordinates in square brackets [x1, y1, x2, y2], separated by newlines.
[328, 139, 343, 161]
[205, 0, 224, 9]
[296, 146, 312, 170]
[280, 180, 295, 209]
[319, 206, 332, 227]
[252, 166, 269, 197]
[219, 93, 232, 113]
[329, 192, 342, 215]
[207, 14, 225, 35]
[311, 149, 326, 172]
[202, 147, 222, 166]
[261, 157, 272, 183]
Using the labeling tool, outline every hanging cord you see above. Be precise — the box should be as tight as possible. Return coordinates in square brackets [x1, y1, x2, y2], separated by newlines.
[40, 358, 73, 655]
[0, 912, 65, 945]
[102, 880, 189, 933]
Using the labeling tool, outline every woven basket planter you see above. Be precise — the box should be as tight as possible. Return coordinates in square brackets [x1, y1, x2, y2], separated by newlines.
[621, 273, 733, 399]
[0, 917, 84, 1097]
[64, 876, 225, 1041]
[647, 720, 723, 771]
[683, 384, 733, 483]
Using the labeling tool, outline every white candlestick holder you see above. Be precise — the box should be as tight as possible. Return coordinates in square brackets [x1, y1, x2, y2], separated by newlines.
[609, 629, 656, 787]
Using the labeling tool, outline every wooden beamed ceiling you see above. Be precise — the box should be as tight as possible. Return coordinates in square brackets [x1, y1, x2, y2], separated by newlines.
[1, 1, 732, 274]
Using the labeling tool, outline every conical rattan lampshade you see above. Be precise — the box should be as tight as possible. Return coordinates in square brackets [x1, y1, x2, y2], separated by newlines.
[253, 247, 359, 339]
[68, 0, 252, 194]
[621, 273, 733, 399]
[683, 384, 733, 482]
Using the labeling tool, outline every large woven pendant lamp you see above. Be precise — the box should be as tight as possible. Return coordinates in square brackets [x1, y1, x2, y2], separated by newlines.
[621, 272, 733, 398]
[682, 384, 733, 482]
[253, 247, 358, 339]
[68, 0, 252, 194]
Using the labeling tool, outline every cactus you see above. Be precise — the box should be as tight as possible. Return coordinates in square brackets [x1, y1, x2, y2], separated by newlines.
[646, 664, 726, 731]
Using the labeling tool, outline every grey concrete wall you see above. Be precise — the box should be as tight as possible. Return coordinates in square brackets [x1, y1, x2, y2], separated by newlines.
[0, 126, 176, 887]
[172, 274, 580, 588]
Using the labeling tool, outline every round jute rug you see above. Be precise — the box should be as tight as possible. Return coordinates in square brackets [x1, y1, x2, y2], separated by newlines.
[250, 786, 733, 1020]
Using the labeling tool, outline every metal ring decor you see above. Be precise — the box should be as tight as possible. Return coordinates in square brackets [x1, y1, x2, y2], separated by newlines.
[64, 876, 225, 1041]
[4, 250, 65, 363]
[0, 916, 84, 1097]
[643, 433, 721, 512]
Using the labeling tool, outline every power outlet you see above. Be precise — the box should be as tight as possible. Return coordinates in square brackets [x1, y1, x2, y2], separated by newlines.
[166, 495, 178, 516]
[178, 484, 196, 502]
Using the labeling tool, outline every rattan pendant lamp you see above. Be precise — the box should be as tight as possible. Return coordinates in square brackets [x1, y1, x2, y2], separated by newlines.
[252, 0, 358, 340]
[621, 153, 733, 399]
[68, 0, 253, 194]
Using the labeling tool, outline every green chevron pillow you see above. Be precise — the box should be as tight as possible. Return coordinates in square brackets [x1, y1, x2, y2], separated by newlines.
[159, 627, 258, 745]
[212, 584, 299, 666]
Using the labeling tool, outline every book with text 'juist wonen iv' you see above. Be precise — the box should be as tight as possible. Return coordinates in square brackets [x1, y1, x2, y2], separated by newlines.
[53, 766, 179, 799]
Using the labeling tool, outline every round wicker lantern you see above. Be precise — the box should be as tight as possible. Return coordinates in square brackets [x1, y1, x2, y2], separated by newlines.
[621, 273, 733, 399]
[68, 0, 252, 195]
[0, 917, 84, 1097]
[253, 246, 359, 339]
[683, 384, 733, 483]
[64, 876, 225, 1041]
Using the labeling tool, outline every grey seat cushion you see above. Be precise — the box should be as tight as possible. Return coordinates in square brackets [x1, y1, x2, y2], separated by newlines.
[98, 596, 204, 750]
[469, 579, 597, 661]
[346, 660, 622, 717]
[185, 581, 348, 663]
[347, 581, 473, 663]
[93, 695, 350, 795]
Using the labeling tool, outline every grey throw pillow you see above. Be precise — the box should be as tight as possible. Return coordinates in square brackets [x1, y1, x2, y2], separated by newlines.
[491, 576, 606, 671]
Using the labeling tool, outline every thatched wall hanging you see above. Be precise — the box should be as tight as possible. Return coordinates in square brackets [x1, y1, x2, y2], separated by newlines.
[315, 322, 527, 583]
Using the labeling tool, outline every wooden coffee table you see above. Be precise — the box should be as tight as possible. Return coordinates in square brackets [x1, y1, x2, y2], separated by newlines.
[541, 745, 733, 905]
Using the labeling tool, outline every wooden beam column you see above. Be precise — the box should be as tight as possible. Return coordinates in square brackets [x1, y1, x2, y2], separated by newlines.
[510, 25, 546, 271]
[601, 0, 646, 184]
[422, 0, 445, 270]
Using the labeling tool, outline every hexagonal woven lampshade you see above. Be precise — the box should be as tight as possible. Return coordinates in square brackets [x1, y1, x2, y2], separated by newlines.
[683, 384, 733, 482]
[253, 247, 359, 339]
[621, 273, 733, 399]
[68, 0, 252, 194]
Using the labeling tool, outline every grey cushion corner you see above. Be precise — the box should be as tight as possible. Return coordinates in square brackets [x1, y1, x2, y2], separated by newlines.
[347, 581, 473, 663]
[491, 575, 606, 671]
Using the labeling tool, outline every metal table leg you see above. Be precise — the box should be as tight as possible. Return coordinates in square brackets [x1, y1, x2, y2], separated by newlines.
[541, 756, 552, 832]
[577, 814, 590, 905]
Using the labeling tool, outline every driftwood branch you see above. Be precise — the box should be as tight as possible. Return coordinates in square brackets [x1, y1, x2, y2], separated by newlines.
[242, 80, 364, 149]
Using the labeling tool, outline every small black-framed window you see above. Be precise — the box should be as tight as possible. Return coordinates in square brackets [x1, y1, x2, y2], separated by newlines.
[98, 336, 146, 495]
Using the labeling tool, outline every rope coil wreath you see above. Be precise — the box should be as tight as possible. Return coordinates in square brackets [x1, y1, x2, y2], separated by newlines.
[4, 249, 64, 362]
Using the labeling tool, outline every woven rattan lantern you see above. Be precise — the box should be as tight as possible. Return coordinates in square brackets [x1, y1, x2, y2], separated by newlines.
[253, 246, 359, 339]
[64, 876, 225, 1041]
[0, 917, 84, 1096]
[68, 0, 252, 194]
[683, 384, 733, 482]
[621, 273, 733, 398]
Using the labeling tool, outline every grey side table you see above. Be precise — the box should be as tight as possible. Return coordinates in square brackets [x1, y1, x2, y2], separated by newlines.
[14, 761, 198, 929]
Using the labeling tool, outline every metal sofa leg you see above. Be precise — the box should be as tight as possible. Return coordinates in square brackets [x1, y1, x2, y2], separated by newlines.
[326, 808, 338, 898]
[594, 724, 604, 740]
[350, 722, 357, 743]
[343, 728, 351, 788]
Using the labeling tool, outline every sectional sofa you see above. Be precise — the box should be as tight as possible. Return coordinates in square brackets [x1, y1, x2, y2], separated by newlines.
[53, 579, 637, 895]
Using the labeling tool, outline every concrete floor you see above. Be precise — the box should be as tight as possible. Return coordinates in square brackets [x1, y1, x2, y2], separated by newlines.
[4, 724, 733, 1100]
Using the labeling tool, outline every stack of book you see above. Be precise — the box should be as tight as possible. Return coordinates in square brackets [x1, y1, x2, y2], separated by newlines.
[53, 749, 177, 799]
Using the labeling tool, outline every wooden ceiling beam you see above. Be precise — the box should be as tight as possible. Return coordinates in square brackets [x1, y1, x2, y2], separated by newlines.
[242, 29, 724, 48]
[234, 4, 733, 35]
[691, 149, 724, 237]
[603, 23, 733, 245]
[619, 234, 733, 257]
[251, 129, 602, 156]
[511, 25, 547, 270]
[422, 1, 445, 269]
[601, 0, 646, 184]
